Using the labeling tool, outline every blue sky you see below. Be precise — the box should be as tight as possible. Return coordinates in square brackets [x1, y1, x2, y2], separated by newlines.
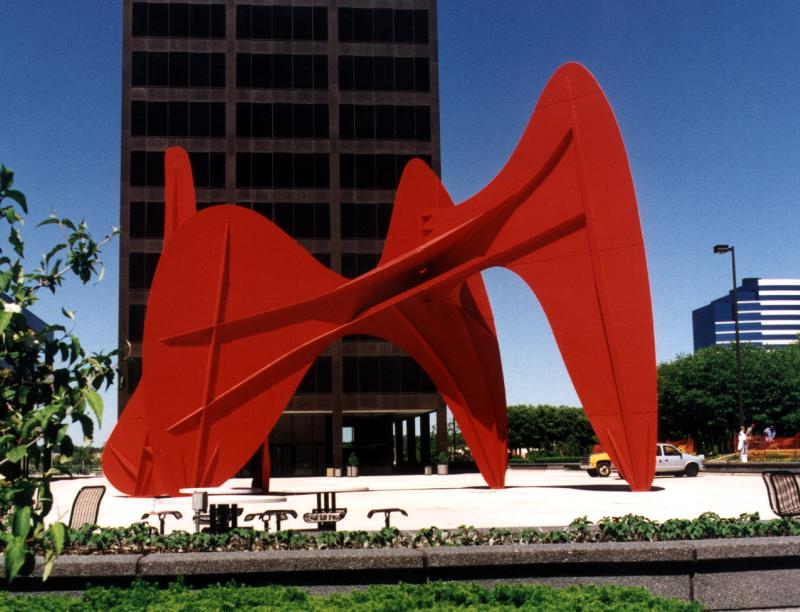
[4, 2, 800, 443]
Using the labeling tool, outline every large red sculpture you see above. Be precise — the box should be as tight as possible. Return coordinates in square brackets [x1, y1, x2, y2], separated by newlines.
[104, 63, 657, 496]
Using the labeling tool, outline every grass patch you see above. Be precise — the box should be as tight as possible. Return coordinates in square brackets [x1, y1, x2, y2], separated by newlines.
[0, 580, 701, 611]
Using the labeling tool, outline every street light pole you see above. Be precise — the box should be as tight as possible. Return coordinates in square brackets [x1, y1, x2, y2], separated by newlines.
[713, 244, 745, 427]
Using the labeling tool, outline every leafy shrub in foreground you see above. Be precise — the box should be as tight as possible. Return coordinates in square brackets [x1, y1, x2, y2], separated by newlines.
[3, 512, 797, 556]
[0, 580, 701, 611]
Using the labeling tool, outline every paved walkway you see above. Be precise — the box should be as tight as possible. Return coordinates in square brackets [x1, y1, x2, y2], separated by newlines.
[49, 468, 774, 533]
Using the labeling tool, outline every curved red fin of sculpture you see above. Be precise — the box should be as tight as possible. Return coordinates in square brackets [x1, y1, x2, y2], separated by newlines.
[164, 147, 197, 240]
[104, 62, 657, 496]
[478, 63, 657, 490]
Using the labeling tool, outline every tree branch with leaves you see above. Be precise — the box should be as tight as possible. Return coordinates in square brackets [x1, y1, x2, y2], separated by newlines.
[0, 163, 118, 581]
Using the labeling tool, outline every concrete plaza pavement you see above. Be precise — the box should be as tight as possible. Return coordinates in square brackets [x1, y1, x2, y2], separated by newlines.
[48, 468, 776, 534]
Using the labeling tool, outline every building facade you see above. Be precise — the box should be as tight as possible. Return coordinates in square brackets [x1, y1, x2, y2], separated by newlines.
[693, 278, 800, 350]
[119, 0, 447, 476]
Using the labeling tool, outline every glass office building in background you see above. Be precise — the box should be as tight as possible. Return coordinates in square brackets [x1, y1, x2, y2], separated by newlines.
[119, 0, 447, 476]
[693, 278, 800, 350]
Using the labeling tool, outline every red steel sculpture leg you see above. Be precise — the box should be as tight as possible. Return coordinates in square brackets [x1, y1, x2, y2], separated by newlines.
[104, 63, 657, 496]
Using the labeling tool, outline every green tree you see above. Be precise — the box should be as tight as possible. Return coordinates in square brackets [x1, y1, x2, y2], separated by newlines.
[658, 343, 800, 453]
[507, 404, 596, 457]
[0, 164, 117, 581]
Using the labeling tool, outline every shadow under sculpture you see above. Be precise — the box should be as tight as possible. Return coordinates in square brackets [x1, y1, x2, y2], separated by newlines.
[103, 62, 658, 496]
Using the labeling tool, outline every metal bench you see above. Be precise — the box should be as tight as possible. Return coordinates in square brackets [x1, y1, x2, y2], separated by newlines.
[244, 509, 297, 532]
[762, 471, 800, 518]
[68, 485, 106, 529]
[303, 492, 347, 531]
[367, 507, 407, 528]
[141, 510, 183, 535]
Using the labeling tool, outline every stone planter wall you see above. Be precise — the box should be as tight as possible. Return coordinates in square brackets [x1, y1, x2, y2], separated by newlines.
[5, 537, 800, 609]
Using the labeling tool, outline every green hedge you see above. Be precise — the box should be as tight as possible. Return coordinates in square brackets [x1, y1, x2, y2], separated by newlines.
[7, 512, 795, 555]
[0, 580, 700, 611]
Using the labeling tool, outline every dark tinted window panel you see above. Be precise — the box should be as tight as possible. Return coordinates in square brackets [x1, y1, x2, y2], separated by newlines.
[146, 201, 165, 237]
[415, 106, 431, 140]
[338, 8, 353, 41]
[132, 52, 147, 85]
[169, 53, 190, 87]
[343, 356, 357, 393]
[293, 7, 312, 40]
[209, 102, 225, 137]
[170, 102, 189, 136]
[130, 101, 146, 136]
[313, 7, 327, 41]
[210, 5, 225, 37]
[354, 105, 374, 139]
[132, 3, 148, 36]
[293, 104, 313, 138]
[168, 4, 189, 37]
[189, 103, 210, 137]
[338, 56, 353, 90]
[340, 154, 355, 189]
[209, 153, 225, 187]
[210, 54, 225, 87]
[375, 105, 394, 139]
[413, 10, 429, 43]
[296, 356, 332, 394]
[274, 55, 292, 88]
[315, 154, 329, 188]
[395, 105, 415, 139]
[374, 57, 394, 91]
[189, 53, 210, 87]
[237, 54, 252, 87]
[129, 201, 147, 238]
[394, 10, 413, 43]
[129, 252, 160, 290]
[148, 3, 169, 36]
[380, 356, 400, 393]
[273, 103, 292, 137]
[359, 357, 380, 393]
[395, 58, 414, 91]
[128, 304, 146, 342]
[130, 152, 146, 186]
[252, 5, 270, 38]
[354, 56, 373, 90]
[149, 102, 168, 136]
[148, 52, 169, 86]
[292, 55, 313, 89]
[236, 5, 252, 38]
[253, 103, 273, 137]
[293, 154, 314, 189]
[414, 58, 430, 92]
[353, 8, 373, 42]
[189, 4, 210, 38]
[374, 9, 393, 42]
[376, 203, 392, 238]
[314, 104, 329, 138]
[340, 105, 354, 139]
[313, 55, 328, 89]
[273, 5, 291, 39]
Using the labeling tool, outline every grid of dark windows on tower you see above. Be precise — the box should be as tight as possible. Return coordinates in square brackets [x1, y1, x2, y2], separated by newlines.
[236, 5, 328, 40]
[130, 151, 224, 187]
[236, 54, 328, 89]
[343, 356, 436, 393]
[341, 253, 380, 279]
[132, 3, 226, 38]
[341, 203, 392, 239]
[132, 52, 225, 88]
[236, 103, 329, 139]
[236, 202, 330, 239]
[340, 105, 430, 140]
[130, 201, 165, 238]
[339, 56, 429, 92]
[131, 102, 225, 138]
[340, 154, 432, 189]
[236, 153, 329, 189]
[128, 252, 160, 290]
[338, 8, 428, 44]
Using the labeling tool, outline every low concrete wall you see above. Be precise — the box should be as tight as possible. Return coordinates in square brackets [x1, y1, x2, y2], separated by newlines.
[5, 537, 800, 610]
